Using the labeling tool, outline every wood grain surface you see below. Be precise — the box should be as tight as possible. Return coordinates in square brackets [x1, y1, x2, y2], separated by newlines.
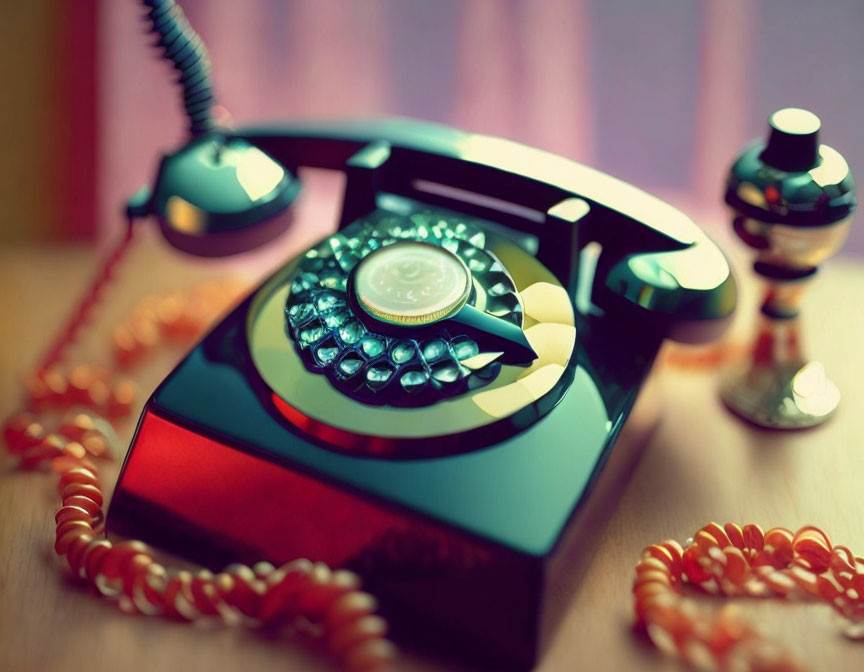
[1, 228, 862, 672]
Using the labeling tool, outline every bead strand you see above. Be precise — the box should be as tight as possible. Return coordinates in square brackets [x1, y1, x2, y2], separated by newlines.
[3, 269, 396, 672]
[38, 225, 136, 373]
[633, 522, 864, 671]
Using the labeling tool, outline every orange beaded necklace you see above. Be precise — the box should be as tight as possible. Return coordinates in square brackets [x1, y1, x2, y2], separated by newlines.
[633, 522, 864, 671]
[2, 230, 395, 672]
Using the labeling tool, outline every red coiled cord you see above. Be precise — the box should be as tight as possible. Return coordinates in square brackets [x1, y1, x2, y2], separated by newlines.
[37, 224, 136, 373]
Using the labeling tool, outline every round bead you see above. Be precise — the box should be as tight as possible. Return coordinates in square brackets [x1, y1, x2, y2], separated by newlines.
[722, 547, 749, 587]
[55, 505, 95, 526]
[701, 522, 731, 549]
[58, 467, 99, 492]
[3, 412, 38, 449]
[80, 430, 109, 458]
[763, 528, 795, 568]
[682, 545, 711, 584]
[743, 524, 765, 554]
[793, 526, 833, 573]
[57, 413, 96, 441]
[61, 483, 104, 508]
[55, 521, 93, 555]
[5, 418, 45, 455]
[724, 523, 746, 550]
[107, 380, 137, 418]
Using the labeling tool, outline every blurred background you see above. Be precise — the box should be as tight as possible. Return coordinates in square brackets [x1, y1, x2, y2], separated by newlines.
[2, 0, 863, 253]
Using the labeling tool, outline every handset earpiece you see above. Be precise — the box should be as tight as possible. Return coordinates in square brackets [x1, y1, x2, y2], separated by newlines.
[580, 196, 737, 343]
[144, 134, 300, 257]
[133, 0, 300, 256]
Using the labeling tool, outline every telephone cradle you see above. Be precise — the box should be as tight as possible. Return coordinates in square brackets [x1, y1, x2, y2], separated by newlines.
[107, 119, 736, 668]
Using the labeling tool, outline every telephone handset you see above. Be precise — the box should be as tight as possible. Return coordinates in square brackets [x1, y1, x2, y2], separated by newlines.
[144, 118, 735, 343]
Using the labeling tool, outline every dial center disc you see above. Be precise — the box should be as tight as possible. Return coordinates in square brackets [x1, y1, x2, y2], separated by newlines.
[353, 241, 472, 326]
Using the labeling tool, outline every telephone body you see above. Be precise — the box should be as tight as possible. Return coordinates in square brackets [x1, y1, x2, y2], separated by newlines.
[109, 119, 735, 668]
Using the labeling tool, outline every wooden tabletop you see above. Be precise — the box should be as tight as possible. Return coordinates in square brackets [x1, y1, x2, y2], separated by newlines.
[1, 223, 863, 672]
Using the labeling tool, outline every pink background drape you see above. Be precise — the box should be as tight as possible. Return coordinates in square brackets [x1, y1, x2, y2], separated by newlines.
[99, 0, 864, 254]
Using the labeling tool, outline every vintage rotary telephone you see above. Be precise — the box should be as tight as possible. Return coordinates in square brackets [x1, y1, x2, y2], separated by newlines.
[104, 0, 736, 668]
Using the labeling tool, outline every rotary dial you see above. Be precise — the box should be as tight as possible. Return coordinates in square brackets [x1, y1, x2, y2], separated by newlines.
[282, 211, 537, 407]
